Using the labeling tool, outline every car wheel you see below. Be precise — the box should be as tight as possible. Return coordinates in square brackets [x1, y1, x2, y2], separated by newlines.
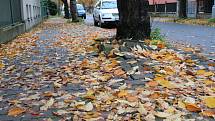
[93, 17, 98, 26]
[83, 15, 86, 19]
[99, 17, 105, 28]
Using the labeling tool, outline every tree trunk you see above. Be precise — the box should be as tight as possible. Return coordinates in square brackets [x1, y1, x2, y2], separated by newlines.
[63, 0, 70, 19]
[179, 0, 187, 18]
[116, 0, 151, 41]
[70, 0, 79, 22]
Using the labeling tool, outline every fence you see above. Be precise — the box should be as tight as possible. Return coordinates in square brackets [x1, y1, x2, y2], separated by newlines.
[0, 0, 22, 28]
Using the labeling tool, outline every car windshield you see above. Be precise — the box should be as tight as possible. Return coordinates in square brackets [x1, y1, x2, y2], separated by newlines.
[77, 4, 84, 10]
[102, 1, 117, 9]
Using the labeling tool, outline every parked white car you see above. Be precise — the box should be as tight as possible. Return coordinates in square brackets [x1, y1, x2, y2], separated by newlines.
[93, 0, 119, 27]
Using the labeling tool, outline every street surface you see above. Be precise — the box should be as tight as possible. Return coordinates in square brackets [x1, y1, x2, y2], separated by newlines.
[85, 15, 215, 58]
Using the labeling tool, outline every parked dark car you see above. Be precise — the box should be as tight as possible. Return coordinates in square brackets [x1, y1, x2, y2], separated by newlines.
[77, 4, 86, 19]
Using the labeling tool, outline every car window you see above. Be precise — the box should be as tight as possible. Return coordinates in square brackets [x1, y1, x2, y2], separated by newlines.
[77, 4, 84, 10]
[102, 1, 117, 9]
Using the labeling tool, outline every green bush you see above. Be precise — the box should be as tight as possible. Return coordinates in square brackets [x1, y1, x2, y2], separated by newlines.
[150, 28, 165, 41]
[47, 0, 58, 16]
[208, 18, 215, 23]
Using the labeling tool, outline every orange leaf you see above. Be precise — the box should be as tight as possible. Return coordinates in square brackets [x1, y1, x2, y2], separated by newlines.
[185, 103, 201, 112]
[8, 107, 25, 117]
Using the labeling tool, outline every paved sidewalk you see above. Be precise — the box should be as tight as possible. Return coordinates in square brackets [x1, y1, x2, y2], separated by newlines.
[0, 18, 214, 121]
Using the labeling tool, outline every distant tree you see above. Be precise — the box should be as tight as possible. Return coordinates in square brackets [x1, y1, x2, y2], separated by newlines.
[62, 0, 70, 19]
[178, 0, 187, 18]
[77, 0, 97, 13]
[116, 0, 151, 40]
[47, 0, 58, 16]
[70, 0, 79, 21]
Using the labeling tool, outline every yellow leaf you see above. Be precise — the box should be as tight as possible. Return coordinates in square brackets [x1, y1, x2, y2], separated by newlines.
[8, 107, 25, 117]
[178, 100, 186, 109]
[154, 77, 176, 88]
[203, 97, 215, 108]
[118, 90, 128, 98]
[196, 70, 205, 75]
[204, 72, 214, 77]
[196, 70, 214, 76]
[0, 61, 4, 69]
[204, 80, 214, 86]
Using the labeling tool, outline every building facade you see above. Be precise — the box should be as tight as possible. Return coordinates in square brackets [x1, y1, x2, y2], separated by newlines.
[22, 0, 42, 30]
[148, 0, 215, 18]
[0, 0, 48, 44]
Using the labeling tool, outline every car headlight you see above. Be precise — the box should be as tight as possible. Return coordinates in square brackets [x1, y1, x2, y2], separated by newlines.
[102, 13, 112, 18]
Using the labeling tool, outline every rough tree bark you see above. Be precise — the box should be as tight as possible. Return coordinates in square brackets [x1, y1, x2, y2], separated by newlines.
[63, 0, 70, 19]
[70, 0, 79, 22]
[179, 0, 187, 18]
[116, 0, 151, 41]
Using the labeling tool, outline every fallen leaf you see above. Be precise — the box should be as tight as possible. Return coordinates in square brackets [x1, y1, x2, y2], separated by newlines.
[202, 96, 215, 108]
[114, 69, 125, 76]
[154, 77, 176, 88]
[84, 102, 94, 112]
[185, 103, 201, 112]
[201, 110, 215, 117]
[117, 90, 128, 98]
[8, 107, 25, 117]
[0, 61, 5, 69]
[146, 81, 158, 87]
[155, 111, 172, 118]
[40, 98, 54, 111]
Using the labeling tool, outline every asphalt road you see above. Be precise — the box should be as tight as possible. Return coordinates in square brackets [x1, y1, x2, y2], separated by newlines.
[85, 15, 215, 57]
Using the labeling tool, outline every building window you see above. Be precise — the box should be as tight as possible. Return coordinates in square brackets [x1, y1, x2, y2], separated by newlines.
[198, 0, 204, 13]
[29, 5, 32, 20]
[26, 5, 29, 20]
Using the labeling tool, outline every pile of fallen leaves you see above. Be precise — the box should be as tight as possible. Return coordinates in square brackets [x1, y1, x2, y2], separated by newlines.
[0, 18, 214, 121]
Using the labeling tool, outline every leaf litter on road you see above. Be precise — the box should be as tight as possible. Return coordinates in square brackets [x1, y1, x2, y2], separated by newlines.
[0, 18, 214, 120]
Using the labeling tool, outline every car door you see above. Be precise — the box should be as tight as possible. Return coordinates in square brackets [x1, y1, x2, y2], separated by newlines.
[94, 1, 101, 21]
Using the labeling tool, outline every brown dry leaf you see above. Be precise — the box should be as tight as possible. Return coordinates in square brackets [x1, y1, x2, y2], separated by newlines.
[185, 103, 201, 112]
[146, 81, 158, 87]
[80, 58, 90, 68]
[43, 92, 54, 97]
[8, 107, 26, 117]
[126, 95, 138, 102]
[201, 110, 215, 117]
[202, 96, 215, 108]
[114, 69, 125, 76]
[157, 43, 165, 49]
[149, 92, 161, 99]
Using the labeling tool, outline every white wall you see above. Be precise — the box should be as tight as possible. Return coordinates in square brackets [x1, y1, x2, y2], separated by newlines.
[21, 0, 42, 30]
